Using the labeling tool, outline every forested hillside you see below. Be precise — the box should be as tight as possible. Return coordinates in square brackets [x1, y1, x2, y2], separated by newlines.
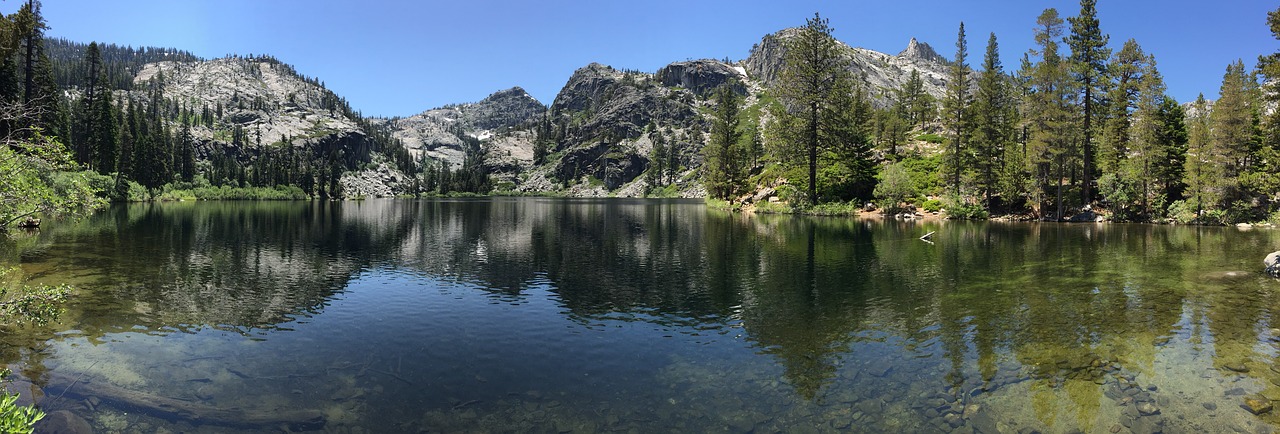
[2, 0, 1279, 225]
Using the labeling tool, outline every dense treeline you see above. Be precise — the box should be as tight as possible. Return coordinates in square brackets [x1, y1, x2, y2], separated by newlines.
[5, 2, 430, 201]
[702, 3, 1280, 224]
[43, 37, 199, 91]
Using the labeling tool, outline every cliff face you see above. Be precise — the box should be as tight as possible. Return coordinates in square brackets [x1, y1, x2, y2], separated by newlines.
[516, 62, 711, 195]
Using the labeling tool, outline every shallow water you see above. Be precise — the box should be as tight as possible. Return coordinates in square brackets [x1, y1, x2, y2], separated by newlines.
[3, 198, 1280, 433]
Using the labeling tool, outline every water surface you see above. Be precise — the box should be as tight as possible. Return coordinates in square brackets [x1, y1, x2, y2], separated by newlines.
[3, 198, 1280, 433]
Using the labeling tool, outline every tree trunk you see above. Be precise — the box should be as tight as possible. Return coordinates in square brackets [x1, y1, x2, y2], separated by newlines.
[808, 102, 818, 205]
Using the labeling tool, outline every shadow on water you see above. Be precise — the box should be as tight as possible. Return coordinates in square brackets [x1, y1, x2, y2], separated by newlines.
[0, 199, 1279, 432]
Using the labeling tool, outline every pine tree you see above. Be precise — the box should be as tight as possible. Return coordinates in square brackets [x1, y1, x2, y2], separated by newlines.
[703, 84, 744, 199]
[1099, 40, 1144, 175]
[1067, 0, 1111, 204]
[1126, 53, 1166, 217]
[970, 32, 1015, 208]
[1152, 96, 1187, 213]
[895, 69, 934, 127]
[1023, 9, 1076, 219]
[1182, 94, 1216, 214]
[776, 12, 851, 205]
[943, 22, 971, 197]
[647, 131, 668, 189]
[1210, 60, 1258, 208]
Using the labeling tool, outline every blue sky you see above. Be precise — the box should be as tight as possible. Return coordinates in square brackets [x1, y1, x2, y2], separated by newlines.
[14, 1, 1278, 117]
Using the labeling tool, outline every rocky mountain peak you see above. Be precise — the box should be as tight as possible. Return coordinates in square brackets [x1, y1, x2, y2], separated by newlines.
[467, 86, 546, 131]
[898, 38, 944, 63]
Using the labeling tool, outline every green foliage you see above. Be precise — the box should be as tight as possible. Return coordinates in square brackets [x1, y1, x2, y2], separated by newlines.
[898, 154, 943, 197]
[702, 84, 748, 199]
[804, 201, 862, 216]
[921, 199, 943, 213]
[915, 133, 945, 144]
[942, 22, 972, 197]
[943, 195, 989, 220]
[0, 132, 104, 230]
[873, 162, 916, 213]
[0, 269, 70, 326]
[1097, 173, 1139, 221]
[646, 184, 680, 198]
[155, 185, 309, 201]
[775, 12, 859, 204]
[0, 386, 44, 434]
[752, 200, 793, 214]
[704, 197, 740, 212]
[1165, 199, 1199, 224]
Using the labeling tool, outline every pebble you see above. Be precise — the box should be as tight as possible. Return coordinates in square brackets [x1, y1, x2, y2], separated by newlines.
[1137, 402, 1160, 416]
[1224, 363, 1250, 373]
[1203, 402, 1217, 411]
[944, 413, 964, 428]
[1109, 425, 1122, 433]
[1225, 387, 1247, 396]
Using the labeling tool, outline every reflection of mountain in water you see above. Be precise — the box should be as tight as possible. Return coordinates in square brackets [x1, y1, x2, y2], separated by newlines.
[9, 199, 1280, 408]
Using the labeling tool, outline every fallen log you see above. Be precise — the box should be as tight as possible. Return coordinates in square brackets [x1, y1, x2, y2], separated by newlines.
[37, 370, 326, 431]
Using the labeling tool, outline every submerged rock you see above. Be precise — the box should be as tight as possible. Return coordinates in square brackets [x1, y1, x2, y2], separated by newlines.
[34, 410, 93, 434]
[1244, 395, 1274, 415]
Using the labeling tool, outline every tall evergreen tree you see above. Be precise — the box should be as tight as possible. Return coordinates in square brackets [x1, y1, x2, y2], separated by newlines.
[703, 84, 744, 199]
[776, 12, 850, 205]
[1126, 53, 1166, 217]
[1066, 0, 1111, 204]
[1209, 60, 1258, 208]
[1152, 96, 1187, 212]
[1182, 94, 1216, 214]
[942, 22, 971, 197]
[1099, 39, 1148, 177]
[1023, 9, 1076, 219]
[895, 69, 934, 127]
[970, 32, 1015, 208]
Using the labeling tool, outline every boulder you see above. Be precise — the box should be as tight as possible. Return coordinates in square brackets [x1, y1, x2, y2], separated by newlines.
[1266, 251, 1280, 277]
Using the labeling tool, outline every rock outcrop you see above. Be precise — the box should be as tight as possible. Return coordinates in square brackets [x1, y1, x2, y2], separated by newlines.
[656, 59, 746, 96]
[744, 29, 951, 105]
[136, 57, 361, 154]
[386, 86, 546, 170]
[532, 63, 705, 193]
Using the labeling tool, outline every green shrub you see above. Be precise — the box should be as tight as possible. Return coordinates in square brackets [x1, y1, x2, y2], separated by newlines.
[753, 200, 792, 214]
[0, 383, 44, 434]
[944, 195, 988, 220]
[916, 133, 945, 144]
[921, 199, 943, 213]
[1166, 200, 1198, 224]
[705, 198, 739, 212]
[873, 162, 915, 213]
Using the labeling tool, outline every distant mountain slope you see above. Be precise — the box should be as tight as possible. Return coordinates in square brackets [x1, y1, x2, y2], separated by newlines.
[744, 29, 950, 104]
[383, 86, 545, 169]
[41, 26, 952, 198]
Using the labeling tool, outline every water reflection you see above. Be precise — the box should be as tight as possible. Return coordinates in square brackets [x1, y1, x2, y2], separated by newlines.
[1, 199, 1278, 432]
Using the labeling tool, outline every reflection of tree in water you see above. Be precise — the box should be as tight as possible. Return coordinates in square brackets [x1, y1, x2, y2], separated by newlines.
[17, 201, 421, 338]
[5, 198, 1280, 416]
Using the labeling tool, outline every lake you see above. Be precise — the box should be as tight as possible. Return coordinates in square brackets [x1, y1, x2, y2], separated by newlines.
[3, 198, 1280, 433]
